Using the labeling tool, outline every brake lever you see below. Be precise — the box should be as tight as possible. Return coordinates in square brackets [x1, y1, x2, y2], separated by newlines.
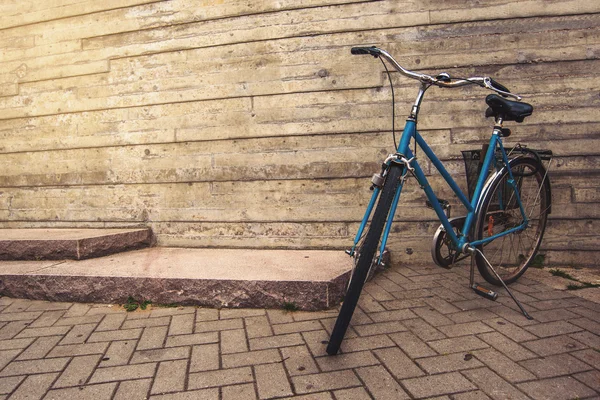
[483, 77, 522, 101]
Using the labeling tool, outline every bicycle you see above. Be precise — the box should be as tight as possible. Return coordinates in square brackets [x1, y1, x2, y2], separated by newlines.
[326, 46, 553, 356]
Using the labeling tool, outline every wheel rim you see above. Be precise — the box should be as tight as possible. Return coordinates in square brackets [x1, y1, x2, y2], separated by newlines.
[478, 160, 548, 282]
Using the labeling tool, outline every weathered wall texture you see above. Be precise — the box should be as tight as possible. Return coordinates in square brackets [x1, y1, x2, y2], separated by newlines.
[1, 0, 598, 266]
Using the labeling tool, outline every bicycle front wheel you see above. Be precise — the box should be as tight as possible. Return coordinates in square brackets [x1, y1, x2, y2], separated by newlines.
[326, 164, 403, 355]
[474, 157, 550, 285]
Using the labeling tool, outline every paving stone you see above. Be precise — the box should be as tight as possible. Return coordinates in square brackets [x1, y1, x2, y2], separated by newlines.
[381, 298, 426, 311]
[402, 371, 476, 398]
[130, 347, 190, 364]
[373, 347, 424, 379]
[113, 379, 152, 400]
[150, 388, 219, 399]
[48, 342, 109, 358]
[356, 365, 410, 399]
[461, 367, 529, 400]
[15, 325, 71, 339]
[26, 302, 72, 312]
[188, 367, 253, 390]
[89, 363, 157, 383]
[62, 303, 92, 318]
[438, 321, 493, 337]
[489, 305, 539, 327]
[369, 309, 417, 322]
[573, 369, 600, 392]
[220, 309, 265, 319]
[472, 348, 536, 383]
[476, 332, 537, 362]
[403, 318, 446, 341]
[87, 328, 142, 343]
[266, 310, 294, 324]
[195, 308, 219, 322]
[59, 323, 96, 345]
[189, 344, 219, 372]
[122, 316, 171, 330]
[245, 316, 274, 338]
[339, 334, 395, 353]
[280, 393, 333, 400]
[16, 336, 61, 360]
[529, 308, 580, 323]
[221, 328, 248, 354]
[222, 349, 280, 369]
[523, 335, 587, 357]
[448, 309, 498, 324]
[222, 383, 257, 400]
[567, 305, 600, 323]
[300, 330, 329, 356]
[412, 307, 454, 327]
[353, 321, 407, 336]
[517, 376, 597, 400]
[281, 345, 319, 376]
[388, 331, 437, 358]
[292, 370, 361, 394]
[137, 326, 169, 350]
[427, 336, 489, 354]
[195, 319, 243, 333]
[29, 310, 66, 328]
[165, 332, 218, 348]
[255, 362, 293, 399]
[0, 321, 32, 340]
[45, 382, 118, 399]
[0, 358, 69, 377]
[416, 352, 483, 374]
[568, 330, 600, 349]
[95, 313, 126, 331]
[333, 387, 372, 400]
[168, 314, 194, 336]
[519, 353, 593, 379]
[0, 338, 34, 351]
[451, 390, 493, 400]
[99, 340, 137, 367]
[249, 333, 304, 351]
[54, 354, 102, 388]
[149, 307, 194, 318]
[10, 373, 58, 400]
[357, 292, 386, 313]
[569, 317, 600, 336]
[424, 297, 462, 314]
[524, 320, 582, 338]
[571, 348, 600, 369]
[315, 350, 378, 372]
[273, 320, 323, 335]
[54, 314, 103, 326]
[0, 376, 25, 395]
[152, 359, 187, 394]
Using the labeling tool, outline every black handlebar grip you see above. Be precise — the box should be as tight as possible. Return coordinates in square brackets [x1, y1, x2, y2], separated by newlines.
[489, 78, 510, 97]
[350, 46, 380, 57]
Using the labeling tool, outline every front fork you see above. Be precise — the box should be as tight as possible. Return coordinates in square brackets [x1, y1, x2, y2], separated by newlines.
[349, 156, 407, 265]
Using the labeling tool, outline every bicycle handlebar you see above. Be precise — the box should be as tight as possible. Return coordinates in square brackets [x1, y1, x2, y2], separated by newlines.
[350, 46, 522, 100]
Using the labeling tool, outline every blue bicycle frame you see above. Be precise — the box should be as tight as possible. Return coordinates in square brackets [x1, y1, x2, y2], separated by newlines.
[351, 119, 529, 263]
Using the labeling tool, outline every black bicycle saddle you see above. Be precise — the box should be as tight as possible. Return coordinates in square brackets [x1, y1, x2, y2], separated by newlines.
[485, 94, 533, 123]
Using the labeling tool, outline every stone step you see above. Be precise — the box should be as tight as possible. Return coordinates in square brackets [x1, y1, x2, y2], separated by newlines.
[0, 228, 153, 260]
[0, 247, 351, 311]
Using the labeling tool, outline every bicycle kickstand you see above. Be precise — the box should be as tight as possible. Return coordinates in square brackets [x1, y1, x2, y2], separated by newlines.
[467, 247, 534, 320]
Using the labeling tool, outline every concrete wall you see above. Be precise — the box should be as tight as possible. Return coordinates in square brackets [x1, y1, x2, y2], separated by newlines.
[1, 0, 598, 266]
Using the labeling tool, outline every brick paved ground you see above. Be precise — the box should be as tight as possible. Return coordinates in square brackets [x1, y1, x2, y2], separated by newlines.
[0, 264, 598, 399]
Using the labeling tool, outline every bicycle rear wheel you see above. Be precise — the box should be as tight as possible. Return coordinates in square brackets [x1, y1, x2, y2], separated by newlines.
[326, 164, 403, 355]
[474, 157, 550, 285]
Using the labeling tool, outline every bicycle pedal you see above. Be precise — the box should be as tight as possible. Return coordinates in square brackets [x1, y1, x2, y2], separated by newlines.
[472, 284, 498, 301]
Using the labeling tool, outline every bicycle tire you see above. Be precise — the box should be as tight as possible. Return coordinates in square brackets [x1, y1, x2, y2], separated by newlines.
[326, 163, 403, 355]
[474, 157, 550, 285]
